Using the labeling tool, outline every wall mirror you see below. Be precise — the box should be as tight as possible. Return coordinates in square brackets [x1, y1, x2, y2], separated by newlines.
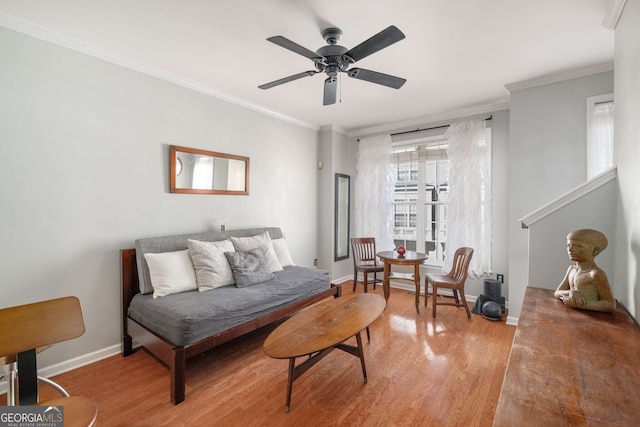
[334, 173, 350, 261]
[170, 145, 249, 195]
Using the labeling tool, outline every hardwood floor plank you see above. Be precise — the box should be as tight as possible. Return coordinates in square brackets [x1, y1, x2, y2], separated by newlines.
[5, 285, 515, 426]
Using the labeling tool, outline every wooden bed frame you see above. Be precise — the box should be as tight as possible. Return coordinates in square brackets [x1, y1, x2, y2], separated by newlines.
[120, 248, 342, 404]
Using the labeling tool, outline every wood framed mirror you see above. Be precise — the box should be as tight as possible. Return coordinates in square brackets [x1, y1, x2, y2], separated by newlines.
[334, 173, 350, 261]
[170, 145, 249, 195]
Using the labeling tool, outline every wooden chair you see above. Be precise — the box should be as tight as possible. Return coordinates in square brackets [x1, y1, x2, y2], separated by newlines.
[425, 247, 474, 319]
[351, 237, 384, 293]
[0, 297, 98, 426]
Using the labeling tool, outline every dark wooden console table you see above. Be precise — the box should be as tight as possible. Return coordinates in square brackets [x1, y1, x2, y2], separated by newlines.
[493, 286, 640, 426]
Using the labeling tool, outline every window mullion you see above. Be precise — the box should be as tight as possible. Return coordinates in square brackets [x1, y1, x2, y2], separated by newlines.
[416, 160, 426, 253]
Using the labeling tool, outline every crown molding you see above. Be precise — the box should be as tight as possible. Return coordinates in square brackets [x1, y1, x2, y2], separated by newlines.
[319, 124, 349, 136]
[350, 101, 510, 138]
[0, 12, 320, 132]
[505, 62, 614, 93]
[602, 0, 627, 29]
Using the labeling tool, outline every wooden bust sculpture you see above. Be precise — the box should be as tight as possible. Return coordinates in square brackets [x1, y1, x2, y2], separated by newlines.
[554, 229, 615, 313]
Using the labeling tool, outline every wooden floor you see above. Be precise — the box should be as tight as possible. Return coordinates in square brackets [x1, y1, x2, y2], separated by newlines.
[4, 284, 515, 426]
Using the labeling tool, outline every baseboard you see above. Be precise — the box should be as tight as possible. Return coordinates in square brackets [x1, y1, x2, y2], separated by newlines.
[390, 280, 477, 302]
[0, 343, 121, 395]
[331, 275, 352, 285]
[390, 280, 520, 324]
[506, 316, 519, 326]
[354, 277, 511, 307]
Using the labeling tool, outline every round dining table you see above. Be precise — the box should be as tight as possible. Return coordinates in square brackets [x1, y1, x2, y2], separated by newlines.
[377, 250, 429, 314]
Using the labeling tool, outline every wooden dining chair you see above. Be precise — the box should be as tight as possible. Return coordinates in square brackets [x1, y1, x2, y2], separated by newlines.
[351, 237, 384, 293]
[0, 296, 98, 426]
[425, 247, 474, 319]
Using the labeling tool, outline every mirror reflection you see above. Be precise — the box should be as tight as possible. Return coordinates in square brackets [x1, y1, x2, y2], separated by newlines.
[334, 173, 350, 261]
[170, 145, 249, 195]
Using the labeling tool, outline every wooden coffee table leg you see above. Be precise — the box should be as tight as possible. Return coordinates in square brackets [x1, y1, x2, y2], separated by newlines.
[283, 347, 335, 412]
[356, 331, 367, 383]
[286, 358, 295, 412]
[283, 331, 373, 411]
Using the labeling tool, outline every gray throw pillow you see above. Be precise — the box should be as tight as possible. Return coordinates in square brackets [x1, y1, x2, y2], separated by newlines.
[229, 232, 283, 273]
[187, 239, 236, 291]
[224, 248, 275, 288]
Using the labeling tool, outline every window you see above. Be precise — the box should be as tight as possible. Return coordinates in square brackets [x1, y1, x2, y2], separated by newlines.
[387, 120, 491, 276]
[587, 94, 614, 179]
[392, 138, 448, 263]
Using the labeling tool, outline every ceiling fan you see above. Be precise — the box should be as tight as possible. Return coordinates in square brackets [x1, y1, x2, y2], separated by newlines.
[258, 25, 407, 106]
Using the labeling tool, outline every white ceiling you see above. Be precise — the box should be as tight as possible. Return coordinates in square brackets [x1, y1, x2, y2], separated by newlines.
[0, 0, 615, 132]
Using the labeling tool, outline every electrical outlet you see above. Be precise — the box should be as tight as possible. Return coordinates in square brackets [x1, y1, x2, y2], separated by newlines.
[314, 259, 318, 268]
[497, 274, 504, 283]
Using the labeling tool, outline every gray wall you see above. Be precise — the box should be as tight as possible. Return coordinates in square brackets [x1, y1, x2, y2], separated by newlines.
[508, 70, 615, 321]
[331, 130, 355, 280]
[528, 179, 616, 289]
[0, 27, 322, 369]
[614, 0, 640, 317]
[317, 128, 354, 280]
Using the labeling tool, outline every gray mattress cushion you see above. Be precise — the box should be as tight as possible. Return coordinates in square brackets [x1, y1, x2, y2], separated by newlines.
[128, 266, 330, 346]
[135, 227, 284, 295]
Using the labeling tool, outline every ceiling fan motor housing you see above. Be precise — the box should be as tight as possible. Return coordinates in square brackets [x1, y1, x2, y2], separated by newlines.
[315, 44, 349, 75]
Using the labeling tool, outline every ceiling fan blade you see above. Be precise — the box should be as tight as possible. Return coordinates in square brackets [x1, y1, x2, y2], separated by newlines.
[258, 71, 318, 90]
[347, 68, 406, 89]
[323, 77, 337, 105]
[267, 36, 324, 61]
[343, 25, 405, 63]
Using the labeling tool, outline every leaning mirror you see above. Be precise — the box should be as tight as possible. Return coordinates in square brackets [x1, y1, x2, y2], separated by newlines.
[334, 173, 350, 261]
[170, 145, 249, 195]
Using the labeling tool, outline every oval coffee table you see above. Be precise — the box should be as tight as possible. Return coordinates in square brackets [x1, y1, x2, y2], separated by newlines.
[263, 293, 386, 412]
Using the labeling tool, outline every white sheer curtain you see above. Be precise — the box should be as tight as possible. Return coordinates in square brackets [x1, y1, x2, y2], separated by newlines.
[354, 134, 396, 251]
[589, 101, 614, 178]
[192, 156, 214, 189]
[444, 120, 492, 277]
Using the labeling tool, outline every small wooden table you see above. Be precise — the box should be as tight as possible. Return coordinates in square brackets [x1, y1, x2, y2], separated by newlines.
[263, 293, 386, 412]
[493, 286, 640, 426]
[377, 250, 428, 314]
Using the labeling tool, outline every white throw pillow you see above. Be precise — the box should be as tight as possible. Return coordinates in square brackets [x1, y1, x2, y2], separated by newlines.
[187, 239, 236, 291]
[144, 249, 198, 298]
[230, 232, 283, 272]
[271, 237, 295, 267]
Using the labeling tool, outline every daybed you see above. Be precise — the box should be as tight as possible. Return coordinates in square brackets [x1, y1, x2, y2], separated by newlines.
[120, 227, 341, 404]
